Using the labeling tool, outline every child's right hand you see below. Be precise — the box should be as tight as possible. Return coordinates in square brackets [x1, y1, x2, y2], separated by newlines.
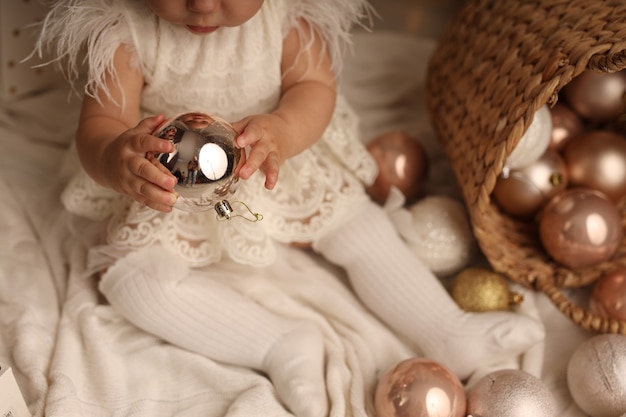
[99, 115, 178, 212]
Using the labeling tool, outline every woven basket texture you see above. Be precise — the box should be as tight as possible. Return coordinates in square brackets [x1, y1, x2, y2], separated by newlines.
[425, 0, 626, 333]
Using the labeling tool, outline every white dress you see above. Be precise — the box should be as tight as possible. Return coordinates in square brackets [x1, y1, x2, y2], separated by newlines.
[41, 0, 377, 268]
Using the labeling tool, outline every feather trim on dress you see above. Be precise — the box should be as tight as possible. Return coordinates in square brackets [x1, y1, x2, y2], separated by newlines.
[34, 0, 136, 106]
[285, 0, 373, 78]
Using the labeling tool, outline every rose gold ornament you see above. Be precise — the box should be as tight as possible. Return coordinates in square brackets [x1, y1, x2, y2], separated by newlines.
[366, 131, 429, 205]
[567, 334, 626, 417]
[154, 112, 244, 214]
[538, 188, 623, 270]
[374, 357, 466, 417]
[561, 69, 626, 122]
[589, 268, 626, 321]
[493, 150, 568, 218]
[450, 267, 523, 312]
[548, 102, 585, 151]
[467, 369, 557, 417]
[562, 130, 626, 203]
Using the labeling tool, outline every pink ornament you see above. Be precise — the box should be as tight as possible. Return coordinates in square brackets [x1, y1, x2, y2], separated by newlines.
[562, 130, 626, 203]
[590, 268, 626, 321]
[366, 131, 429, 205]
[561, 69, 626, 123]
[154, 112, 244, 214]
[538, 188, 623, 270]
[493, 150, 568, 218]
[374, 357, 466, 417]
[548, 102, 585, 151]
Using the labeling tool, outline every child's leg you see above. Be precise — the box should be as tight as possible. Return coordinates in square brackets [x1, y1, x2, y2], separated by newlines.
[99, 246, 327, 417]
[313, 200, 544, 380]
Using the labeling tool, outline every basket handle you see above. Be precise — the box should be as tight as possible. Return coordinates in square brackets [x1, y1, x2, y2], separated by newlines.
[534, 277, 626, 334]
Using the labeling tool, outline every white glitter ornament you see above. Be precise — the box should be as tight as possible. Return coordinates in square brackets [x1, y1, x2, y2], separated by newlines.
[467, 369, 557, 417]
[503, 104, 552, 176]
[567, 334, 626, 417]
[405, 195, 476, 276]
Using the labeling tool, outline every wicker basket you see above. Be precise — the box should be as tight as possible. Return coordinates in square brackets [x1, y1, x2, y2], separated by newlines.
[425, 0, 626, 333]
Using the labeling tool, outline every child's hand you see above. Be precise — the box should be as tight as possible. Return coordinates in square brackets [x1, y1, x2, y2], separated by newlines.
[231, 114, 287, 190]
[100, 115, 178, 212]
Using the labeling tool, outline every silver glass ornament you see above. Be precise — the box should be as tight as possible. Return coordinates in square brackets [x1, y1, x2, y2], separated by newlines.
[154, 112, 246, 217]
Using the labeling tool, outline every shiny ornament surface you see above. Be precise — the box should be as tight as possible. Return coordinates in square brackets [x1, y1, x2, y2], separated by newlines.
[539, 188, 623, 270]
[450, 267, 522, 312]
[154, 112, 243, 212]
[562, 130, 626, 203]
[590, 268, 626, 321]
[406, 195, 475, 276]
[504, 104, 552, 173]
[374, 357, 466, 417]
[567, 334, 626, 417]
[366, 131, 429, 205]
[561, 70, 626, 123]
[549, 102, 585, 151]
[467, 369, 557, 417]
[493, 150, 568, 218]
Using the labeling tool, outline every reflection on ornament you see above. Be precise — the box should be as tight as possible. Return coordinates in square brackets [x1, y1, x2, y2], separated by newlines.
[450, 267, 522, 312]
[153, 112, 245, 215]
[561, 69, 626, 123]
[548, 102, 584, 151]
[406, 195, 475, 276]
[562, 130, 626, 203]
[589, 268, 626, 322]
[366, 131, 429, 205]
[567, 334, 626, 417]
[504, 105, 552, 173]
[467, 369, 557, 417]
[493, 150, 568, 218]
[375, 357, 466, 417]
[539, 188, 623, 270]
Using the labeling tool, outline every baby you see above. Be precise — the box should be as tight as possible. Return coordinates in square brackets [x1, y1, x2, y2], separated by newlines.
[37, 1, 544, 416]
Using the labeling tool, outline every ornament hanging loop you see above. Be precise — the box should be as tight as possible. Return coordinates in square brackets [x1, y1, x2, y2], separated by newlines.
[215, 200, 263, 222]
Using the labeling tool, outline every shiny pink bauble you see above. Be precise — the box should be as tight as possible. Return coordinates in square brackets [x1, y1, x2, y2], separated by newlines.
[590, 268, 626, 321]
[366, 131, 429, 205]
[548, 102, 585, 151]
[374, 358, 466, 417]
[539, 188, 623, 270]
[493, 150, 568, 218]
[561, 69, 626, 122]
[562, 130, 626, 203]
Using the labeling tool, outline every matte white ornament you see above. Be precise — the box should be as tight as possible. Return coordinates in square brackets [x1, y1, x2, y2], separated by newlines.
[567, 334, 626, 417]
[503, 104, 552, 176]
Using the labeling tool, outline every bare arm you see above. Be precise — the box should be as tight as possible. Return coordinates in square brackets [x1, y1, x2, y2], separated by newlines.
[232, 19, 337, 189]
[75, 45, 177, 212]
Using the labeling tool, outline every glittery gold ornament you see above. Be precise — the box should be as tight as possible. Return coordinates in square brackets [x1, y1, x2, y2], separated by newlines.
[450, 267, 522, 312]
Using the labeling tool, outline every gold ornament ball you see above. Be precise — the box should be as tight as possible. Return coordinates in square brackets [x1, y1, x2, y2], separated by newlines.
[450, 267, 522, 312]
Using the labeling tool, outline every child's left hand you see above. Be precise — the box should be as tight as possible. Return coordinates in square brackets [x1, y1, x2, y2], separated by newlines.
[231, 113, 289, 190]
